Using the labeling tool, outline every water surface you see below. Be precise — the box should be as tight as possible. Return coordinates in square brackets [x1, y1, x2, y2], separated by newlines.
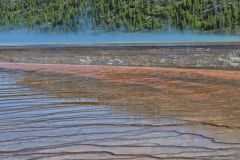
[0, 66, 240, 160]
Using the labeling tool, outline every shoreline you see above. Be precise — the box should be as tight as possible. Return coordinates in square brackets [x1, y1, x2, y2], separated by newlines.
[0, 42, 239, 70]
[1, 62, 240, 82]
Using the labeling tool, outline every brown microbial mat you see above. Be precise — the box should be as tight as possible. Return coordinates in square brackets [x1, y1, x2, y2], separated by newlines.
[0, 63, 240, 159]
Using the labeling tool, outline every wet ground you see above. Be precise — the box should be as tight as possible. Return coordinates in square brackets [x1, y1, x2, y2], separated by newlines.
[0, 63, 240, 160]
[0, 43, 240, 69]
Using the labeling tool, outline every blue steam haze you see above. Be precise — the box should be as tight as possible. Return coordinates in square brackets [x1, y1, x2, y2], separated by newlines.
[0, 31, 239, 45]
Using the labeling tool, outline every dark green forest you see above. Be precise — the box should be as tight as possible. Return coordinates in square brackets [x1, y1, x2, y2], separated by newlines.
[0, 0, 240, 34]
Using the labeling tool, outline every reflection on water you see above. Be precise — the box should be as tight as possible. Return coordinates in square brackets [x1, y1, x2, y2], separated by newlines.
[0, 69, 240, 159]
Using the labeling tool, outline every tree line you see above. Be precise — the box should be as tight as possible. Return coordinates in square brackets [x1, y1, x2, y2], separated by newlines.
[0, 0, 239, 34]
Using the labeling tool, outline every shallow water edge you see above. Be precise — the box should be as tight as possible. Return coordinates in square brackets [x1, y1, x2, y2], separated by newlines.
[0, 63, 240, 159]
